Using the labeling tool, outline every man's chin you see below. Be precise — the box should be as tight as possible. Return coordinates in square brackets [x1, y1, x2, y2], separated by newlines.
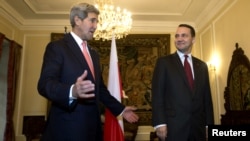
[87, 35, 94, 40]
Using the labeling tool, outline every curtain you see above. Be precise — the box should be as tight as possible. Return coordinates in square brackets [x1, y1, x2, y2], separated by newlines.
[0, 32, 22, 141]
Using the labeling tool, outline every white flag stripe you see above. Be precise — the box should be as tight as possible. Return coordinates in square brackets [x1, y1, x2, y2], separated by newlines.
[107, 34, 124, 131]
[108, 36, 120, 101]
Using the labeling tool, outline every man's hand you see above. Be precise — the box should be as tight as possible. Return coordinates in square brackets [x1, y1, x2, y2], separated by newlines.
[72, 70, 95, 99]
[156, 125, 167, 141]
[122, 106, 139, 123]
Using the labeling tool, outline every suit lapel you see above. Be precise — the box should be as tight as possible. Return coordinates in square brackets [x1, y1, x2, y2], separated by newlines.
[173, 53, 192, 91]
[87, 45, 99, 82]
[192, 57, 202, 93]
[64, 34, 95, 81]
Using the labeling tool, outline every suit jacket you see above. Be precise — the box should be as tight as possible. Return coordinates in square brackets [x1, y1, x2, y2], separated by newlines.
[152, 52, 214, 141]
[37, 33, 125, 141]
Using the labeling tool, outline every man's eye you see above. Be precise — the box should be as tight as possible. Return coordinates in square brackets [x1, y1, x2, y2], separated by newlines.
[90, 19, 98, 23]
[182, 34, 188, 37]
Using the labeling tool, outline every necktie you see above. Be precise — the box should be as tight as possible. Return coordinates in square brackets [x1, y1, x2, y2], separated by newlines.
[82, 41, 95, 79]
[184, 55, 194, 90]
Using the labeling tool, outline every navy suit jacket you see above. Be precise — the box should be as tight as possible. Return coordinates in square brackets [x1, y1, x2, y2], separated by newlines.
[152, 52, 214, 141]
[37, 33, 124, 141]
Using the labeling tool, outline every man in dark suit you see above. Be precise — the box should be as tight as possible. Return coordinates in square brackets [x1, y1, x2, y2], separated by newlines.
[37, 3, 138, 141]
[151, 24, 214, 141]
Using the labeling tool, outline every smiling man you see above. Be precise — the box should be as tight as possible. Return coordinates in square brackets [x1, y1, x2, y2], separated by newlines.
[151, 24, 214, 141]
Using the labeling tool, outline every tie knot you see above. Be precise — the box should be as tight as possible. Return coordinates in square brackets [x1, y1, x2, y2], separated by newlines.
[184, 55, 188, 59]
[82, 41, 87, 48]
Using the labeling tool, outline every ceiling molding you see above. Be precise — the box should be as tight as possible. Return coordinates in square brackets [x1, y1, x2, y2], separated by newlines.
[0, 0, 235, 33]
[195, 0, 232, 30]
[0, 1, 24, 27]
[24, 0, 69, 14]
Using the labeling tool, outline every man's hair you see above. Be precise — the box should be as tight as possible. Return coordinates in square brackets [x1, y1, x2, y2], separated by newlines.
[178, 24, 196, 37]
[69, 3, 100, 27]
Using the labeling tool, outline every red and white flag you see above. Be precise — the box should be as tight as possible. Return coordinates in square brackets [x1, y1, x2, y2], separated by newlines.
[103, 34, 124, 141]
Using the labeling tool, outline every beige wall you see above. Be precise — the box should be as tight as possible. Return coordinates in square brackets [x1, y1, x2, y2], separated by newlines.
[198, 0, 250, 124]
[1, 0, 250, 140]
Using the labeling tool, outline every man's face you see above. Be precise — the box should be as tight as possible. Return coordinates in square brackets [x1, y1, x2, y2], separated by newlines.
[174, 26, 195, 54]
[75, 12, 99, 41]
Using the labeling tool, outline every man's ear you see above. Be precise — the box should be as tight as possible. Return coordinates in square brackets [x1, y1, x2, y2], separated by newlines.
[74, 16, 81, 26]
[192, 37, 195, 44]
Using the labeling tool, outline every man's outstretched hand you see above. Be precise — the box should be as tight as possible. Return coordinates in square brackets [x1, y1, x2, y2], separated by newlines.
[122, 106, 139, 123]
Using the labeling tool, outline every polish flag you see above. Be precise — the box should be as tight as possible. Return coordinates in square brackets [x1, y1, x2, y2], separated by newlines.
[103, 34, 124, 141]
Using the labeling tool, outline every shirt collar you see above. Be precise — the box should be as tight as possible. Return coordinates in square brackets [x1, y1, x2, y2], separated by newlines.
[70, 31, 85, 49]
[176, 50, 193, 65]
[177, 50, 191, 58]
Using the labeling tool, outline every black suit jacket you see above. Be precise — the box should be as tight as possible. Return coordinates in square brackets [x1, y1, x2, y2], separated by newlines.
[152, 52, 214, 141]
[37, 33, 124, 141]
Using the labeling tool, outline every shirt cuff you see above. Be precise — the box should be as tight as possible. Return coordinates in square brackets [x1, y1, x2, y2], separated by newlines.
[69, 84, 77, 104]
[154, 124, 167, 130]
